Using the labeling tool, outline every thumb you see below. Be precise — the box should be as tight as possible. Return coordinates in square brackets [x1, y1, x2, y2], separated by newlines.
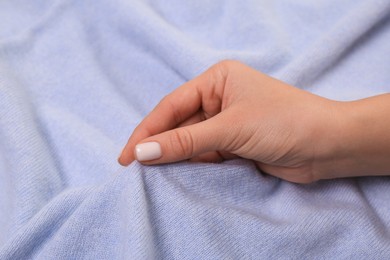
[133, 114, 231, 164]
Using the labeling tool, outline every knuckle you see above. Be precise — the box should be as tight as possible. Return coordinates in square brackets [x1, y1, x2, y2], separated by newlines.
[210, 60, 239, 78]
[206, 60, 243, 98]
[169, 128, 194, 158]
[210, 60, 245, 89]
[216, 60, 242, 70]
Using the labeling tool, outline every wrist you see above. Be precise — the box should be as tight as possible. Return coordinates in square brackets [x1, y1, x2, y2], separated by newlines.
[317, 94, 390, 180]
[310, 99, 353, 180]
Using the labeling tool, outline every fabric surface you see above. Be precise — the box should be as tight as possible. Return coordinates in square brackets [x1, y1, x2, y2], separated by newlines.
[0, 0, 390, 259]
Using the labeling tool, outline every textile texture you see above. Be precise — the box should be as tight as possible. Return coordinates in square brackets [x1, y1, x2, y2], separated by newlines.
[0, 0, 390, 259]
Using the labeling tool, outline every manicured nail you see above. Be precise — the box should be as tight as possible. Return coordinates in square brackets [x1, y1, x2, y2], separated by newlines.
[135, 142, 162, 161]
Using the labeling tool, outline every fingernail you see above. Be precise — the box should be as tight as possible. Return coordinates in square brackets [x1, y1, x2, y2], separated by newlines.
[135, 142, 162, 161]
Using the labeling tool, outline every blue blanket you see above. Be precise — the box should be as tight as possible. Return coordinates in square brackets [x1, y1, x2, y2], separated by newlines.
[1, 0, 390, 259]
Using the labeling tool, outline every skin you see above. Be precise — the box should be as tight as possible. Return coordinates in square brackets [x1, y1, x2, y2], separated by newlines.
[118, 60, 390, 184]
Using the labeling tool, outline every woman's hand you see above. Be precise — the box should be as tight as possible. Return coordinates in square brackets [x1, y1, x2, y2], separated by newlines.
[118, 61, 390, 183]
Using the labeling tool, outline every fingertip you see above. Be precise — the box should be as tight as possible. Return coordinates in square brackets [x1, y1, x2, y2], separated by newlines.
[117, 149, 133, 166]
[117, 156, 128, 166]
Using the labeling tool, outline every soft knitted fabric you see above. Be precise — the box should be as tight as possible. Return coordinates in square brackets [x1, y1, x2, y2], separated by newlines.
[0, 0, 389, 259]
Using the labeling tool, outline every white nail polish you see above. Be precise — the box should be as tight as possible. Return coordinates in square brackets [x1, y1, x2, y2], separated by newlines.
[135, 142, 162, 161]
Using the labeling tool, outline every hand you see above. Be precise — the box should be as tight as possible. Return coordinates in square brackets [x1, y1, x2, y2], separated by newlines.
[118, 60, 390, 183]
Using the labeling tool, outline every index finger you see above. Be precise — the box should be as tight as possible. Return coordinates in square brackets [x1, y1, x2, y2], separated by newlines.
[118, 63, 227, 166]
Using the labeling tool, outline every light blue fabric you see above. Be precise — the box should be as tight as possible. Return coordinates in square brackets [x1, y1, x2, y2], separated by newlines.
[0, 0, 390, 259]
